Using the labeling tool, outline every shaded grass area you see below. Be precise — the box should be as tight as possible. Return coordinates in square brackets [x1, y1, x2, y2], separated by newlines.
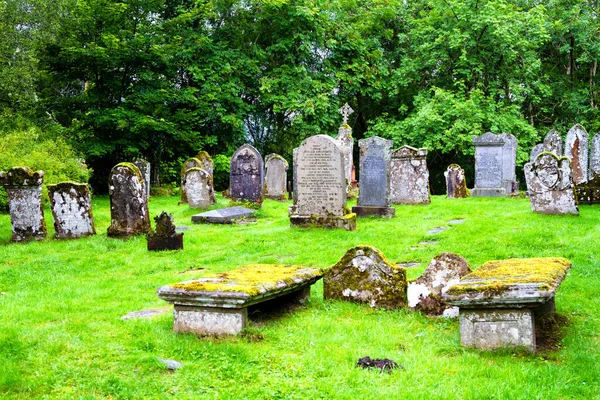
[0, 195, 599, 399]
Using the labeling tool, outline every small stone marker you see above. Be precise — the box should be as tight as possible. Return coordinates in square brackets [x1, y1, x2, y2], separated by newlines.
[107, 163, 151, 238]
[589, 132, 600, 180]
[352, 136, 395, 217]
[157, 358, 183, 371]
[264, 154, 289, 200]
[157, 264, 323, 335]
[134, 159, 151, 199]
[524, 152, 579, 215]
[0, 167, 46, 242]
[180, 157, 202, 204]
[390, 145, 431, 204]
[543, 129, 563, 156]
[530, 144, 545, 163]
[407, 253, 471, 317]
[230, 144, 264, 205]
[425, 226, 449, 235]
[289, 135, 356, 230]
[472, 132, 506, 196]
[337, 103, 355, 196]
[500, 133, 519, 194]
[445, 164, 469, 198]
[191, 206, 256, 224]
[47, 182, 95, 239]
[443, 257, 571, 351]
[147, 212, 183, 251]
[183, 167, 215, 208]
[323, 246, 407, 309]
[564, 123, 589, 184]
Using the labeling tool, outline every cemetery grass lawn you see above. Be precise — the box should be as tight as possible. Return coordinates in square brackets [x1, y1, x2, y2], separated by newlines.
[0, 195, 599, 399]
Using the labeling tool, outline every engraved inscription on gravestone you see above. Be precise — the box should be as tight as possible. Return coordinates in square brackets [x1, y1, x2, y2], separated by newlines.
[472, 132, 506, 196]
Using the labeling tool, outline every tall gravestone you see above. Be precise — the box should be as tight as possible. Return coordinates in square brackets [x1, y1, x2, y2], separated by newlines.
[183, 168, 215, 208]
[524, 152, 579, 215]
[564, 123, 589, 185]
[445, 164, 469, 198]
[48, 182, 95, 239]
[0, 167, 46, 242]
[180, 157, 202, 204]
[589, 133, 600, 180]
[107, 163, 151, 237]
[543, 130, 563, 155]
[500, 133, 518, 194]
[289, 135, 356, 230]
[264, 154, 289, 200]
[352, 136, 395, 217]
[471, 132, 506, 197]
[390, 145, 431, 204]
[230, 144, 264, 205]
[530, 144, 545, 163]
[134, 159, 151, 199]
[337, 103, 355, 196]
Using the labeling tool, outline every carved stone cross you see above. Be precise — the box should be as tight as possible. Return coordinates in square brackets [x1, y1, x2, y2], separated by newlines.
[339, 103, 354, 125]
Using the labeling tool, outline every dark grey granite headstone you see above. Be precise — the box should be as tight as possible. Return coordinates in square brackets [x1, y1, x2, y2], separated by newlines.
[230, 144, 264, 205]
[191, 206, 256, 224]
[471, 132, 506, 197]
[564, 123, 589, 185]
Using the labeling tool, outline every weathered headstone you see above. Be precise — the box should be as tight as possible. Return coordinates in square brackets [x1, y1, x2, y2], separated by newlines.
[180, 157, 202, 204]
[0, 167, 46, 242]
[445, 164, 469, 198]
[289, 135, 356, 230]
[524, 152, 579, 215]
[292, 147, 299, 203]
[471, 132, 506, 196]
[191, 206, 256, 224]
[543, 129, 563, 156]
[337, 103, 355, 196]
[407, 253, 471, 317]
[196, 151, 214, 176]
[264, 154, 289, 200]
[564, 123, 589, 185]
[183, 168, 215, 208]
[324, 246, 407, 309]
[107, 163, 151, 237]
[134, 159, 151, 199]
[589, 133, 600, 180]
[47, 182, 95, 239]
[530, 144, 545, 163]
[390, 145, 431, 204]
[352, 136, 395, 217]
[147, 212, 183, 251]
[230, 144, 264, 205]
[500, 133, 518, 194]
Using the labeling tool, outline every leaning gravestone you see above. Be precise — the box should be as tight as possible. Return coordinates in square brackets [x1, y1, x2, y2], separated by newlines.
[180, 157, 202, 204]
[0, 167, 46, 242]
[407, 253, 471, 317]
[289, 135, 356, 230]
[564, 123, 589, 185]
[352, 136, 395, 217]
[524, 152, 579, 215]
[390, 145, 431, 204]
[471, 132, 506, 196]
[337, 103, 355, 196]
[445, 164, 469, 198]
[230, 144, 264, 206]
[264, 154, 289, 200]
[134, 159, 151, 199]
[589, 133, 600, 180]
[183, 168, 215, 208]
[107, 163, 151, 237]
[324, 245, 407, 309]
[543, 129, 563, 156]
[47, 182, 95, 239]
[530, 144, 545, 163]
[500, 133, 518, 194]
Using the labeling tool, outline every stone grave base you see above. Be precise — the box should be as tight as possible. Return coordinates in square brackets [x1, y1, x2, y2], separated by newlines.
[191, 206, 256, 224]
[471, 187, 507, 197]
[147, 233, 184, 251]
[503, 180, 519, 195]
[351, 206, 395, 218]
[289, 213, 357, 231]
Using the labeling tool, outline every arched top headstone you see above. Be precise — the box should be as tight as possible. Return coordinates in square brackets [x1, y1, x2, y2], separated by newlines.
[196, 151, 214, 176]
[543, 129, 563, 155]
[230, 144, 264, 204]
[107, 162, 150, 237]
[356, 136, 393, 209]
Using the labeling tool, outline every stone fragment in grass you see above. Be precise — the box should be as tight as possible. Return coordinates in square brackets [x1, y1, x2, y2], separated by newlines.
[356, 356, 401, 372]
[48, 182, 96, 239]
[107, 163, 151, 238]
[324, 246, 407, 309]
[121, 308, 169, 320]
[447, 219, 465, 225]
[407, 252, 471, 317]
[425, 226, 449, 235]
[157, 358, 182, 371]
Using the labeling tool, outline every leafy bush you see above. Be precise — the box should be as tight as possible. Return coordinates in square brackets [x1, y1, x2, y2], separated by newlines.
[213, 154, 231, 191]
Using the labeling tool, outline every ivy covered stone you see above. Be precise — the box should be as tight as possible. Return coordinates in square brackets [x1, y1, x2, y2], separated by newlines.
[48, 182, 95, 239]
[147, 212, 183, 251]
[324, 245, 407, 309]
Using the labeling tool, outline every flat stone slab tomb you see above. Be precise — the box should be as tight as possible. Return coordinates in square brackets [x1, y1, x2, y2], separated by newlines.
[443, 257, 571, 352]
[191, 206, 256, 224]
[157, 264, 323, 335]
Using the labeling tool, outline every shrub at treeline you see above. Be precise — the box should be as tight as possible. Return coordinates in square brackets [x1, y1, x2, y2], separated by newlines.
[2, 0, 600, 192]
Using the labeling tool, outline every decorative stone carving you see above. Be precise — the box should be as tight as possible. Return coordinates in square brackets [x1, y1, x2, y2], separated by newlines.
[147, 212, 183, 251]
[48, 182, 95, 239]
[264, 154, 289, 200]
[390, 145, 430, 204]
[564, 123, 589, 185]
[107, 162, 151, 237]
[445, 164, 469, 198]
[230, 144, 264, 205]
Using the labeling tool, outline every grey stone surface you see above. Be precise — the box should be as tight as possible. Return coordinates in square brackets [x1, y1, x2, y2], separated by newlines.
[191, 206, 256, 224]
[48, 182, 95, 239]
[472, 132, 506, 196]
[564, 123, 589, 184]
[264, 154, 289, 200]
[0, 167, 46, 242]
[337, 103, 355, 192]
[543, 129, 563, 156]
[460, 308, 535, 351]
[196, 151, 214, 176]
[524, 152, 579, 215]
[121, 308, 169, 320]
[500, 133, 518, 194]
[134, 159, 151, 198]
[445, 164, 469, 198]
[230, 144, 264, 205]
[530, 144, 545, 163]
[180, 157, 202, 204]
[157, 357, 183, 370]
[183, 168, 215, 209]
[425, 226, 449, 235]
[390, 145, 430, 204]
[107, 163, 151, 238]
[174, 305, 246, 336]
[589, 133, 600, 180]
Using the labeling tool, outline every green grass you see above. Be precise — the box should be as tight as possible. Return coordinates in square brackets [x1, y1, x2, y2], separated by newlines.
[0, 195, 599, 399]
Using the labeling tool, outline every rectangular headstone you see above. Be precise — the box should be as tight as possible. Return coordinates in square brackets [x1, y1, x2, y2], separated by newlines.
[471, 132, 506, 197]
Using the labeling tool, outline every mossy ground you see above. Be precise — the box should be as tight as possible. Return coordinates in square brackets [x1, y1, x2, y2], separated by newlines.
[0, 195, 599, 398]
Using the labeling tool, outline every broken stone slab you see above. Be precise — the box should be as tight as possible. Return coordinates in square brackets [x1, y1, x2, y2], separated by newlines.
[121, 308, 170, 320]
[147, 212, 184, 251]
[407, 253, 471, 317]
[157, 264, 323, 336]
[443, 257, 571, 351]
[323, 246, 407, 309]
[191, 206, 256, 224]
[48, 182, 96, 239]
[564, 123, 589, 185]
